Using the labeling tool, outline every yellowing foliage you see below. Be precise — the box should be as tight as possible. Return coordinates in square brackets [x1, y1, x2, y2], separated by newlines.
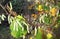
[50, 7, 57, 16]
[31, 14, 37, 20]
[30, 36, 33, 39]
[47, 33, 52, 39]
[36, 5, 43, 11]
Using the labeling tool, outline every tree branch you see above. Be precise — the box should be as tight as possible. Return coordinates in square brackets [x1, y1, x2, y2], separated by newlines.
[0, 3, 8, 14]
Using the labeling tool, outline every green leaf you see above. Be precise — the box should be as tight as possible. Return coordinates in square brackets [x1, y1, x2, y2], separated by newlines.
[14, 15, 25, 23]
[57, 18, 60, 23]
[10, 15, 27, 38]
[43, 5, 50, 11]
[44, 16, 51, 25]
[35, 28, 42, 39]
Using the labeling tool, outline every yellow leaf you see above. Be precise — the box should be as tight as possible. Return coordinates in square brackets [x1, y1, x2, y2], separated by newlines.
[45, 10, 49, 13]
[50, 7, 57, 16]
[36, 5, 43, 11]
[31, 14, 37, 20]
[54, 24, 58, 28]
[30, 36, 33, 39]
[47, 33, 52, 39]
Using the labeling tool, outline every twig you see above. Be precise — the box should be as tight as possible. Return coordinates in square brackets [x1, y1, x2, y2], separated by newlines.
[0, 3, 17, 17]
[6, 4, 17, 16]
[0, 3, 8, 14]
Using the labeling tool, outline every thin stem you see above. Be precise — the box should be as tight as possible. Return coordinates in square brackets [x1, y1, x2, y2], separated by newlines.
[0, 4, 8, 14]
